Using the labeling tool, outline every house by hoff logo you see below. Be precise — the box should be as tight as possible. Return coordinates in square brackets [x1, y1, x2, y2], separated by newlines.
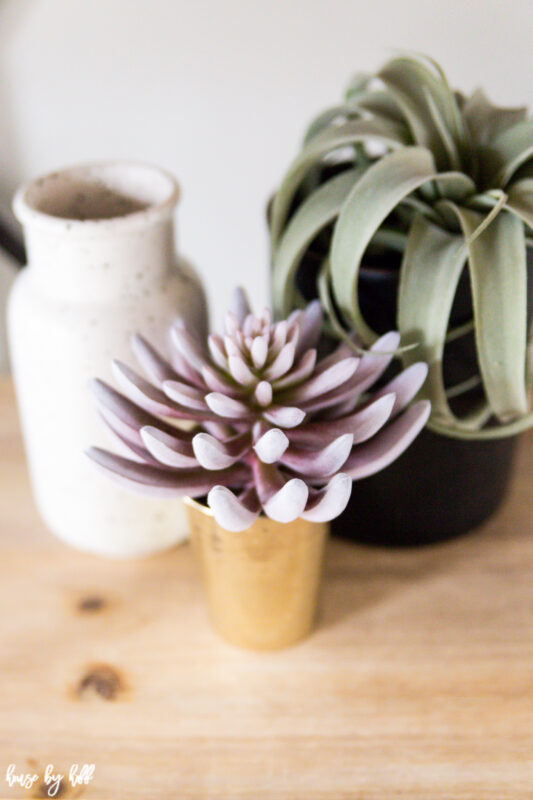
[6, 763, 95, 796]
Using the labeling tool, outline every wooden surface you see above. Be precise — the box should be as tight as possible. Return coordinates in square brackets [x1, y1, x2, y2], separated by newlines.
[1, 375, 532, 799]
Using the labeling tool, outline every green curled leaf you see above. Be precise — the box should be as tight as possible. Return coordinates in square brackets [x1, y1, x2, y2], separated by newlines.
[428, 410, 533, 440]
[329, 146, 475, 343]
[506, 178, 533, 230]
[489, 119, 533, 187]
[271, 168, 359, 317]
[303, 105, 362, 145]
[439, 202, 528, 422]
[270, 117, 410, 248]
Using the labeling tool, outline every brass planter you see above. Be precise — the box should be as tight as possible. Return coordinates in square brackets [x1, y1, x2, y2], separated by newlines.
[185, 498, 328, 650]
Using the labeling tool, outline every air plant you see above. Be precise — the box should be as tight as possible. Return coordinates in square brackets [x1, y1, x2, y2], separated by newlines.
[270, 52, 533, 440]
[86, 289, 430, 532]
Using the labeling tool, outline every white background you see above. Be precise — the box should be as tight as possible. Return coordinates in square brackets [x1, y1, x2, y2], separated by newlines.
[1, 0, 532, 324]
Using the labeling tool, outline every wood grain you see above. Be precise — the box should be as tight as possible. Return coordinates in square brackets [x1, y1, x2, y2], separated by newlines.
[0, 376, 532, 799]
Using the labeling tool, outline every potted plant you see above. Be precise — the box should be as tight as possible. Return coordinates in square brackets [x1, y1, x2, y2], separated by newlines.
[269, 52, 533, 546]
[87, 289, 429, 648]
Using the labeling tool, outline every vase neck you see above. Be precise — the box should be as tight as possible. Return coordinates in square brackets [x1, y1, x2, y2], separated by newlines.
[23, 219, 175, 301]
[14, 162, 179, 302]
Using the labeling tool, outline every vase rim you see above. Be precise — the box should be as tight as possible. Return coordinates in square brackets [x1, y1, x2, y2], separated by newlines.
[183, 496, 215, 518]
[13, 160, 180, 235]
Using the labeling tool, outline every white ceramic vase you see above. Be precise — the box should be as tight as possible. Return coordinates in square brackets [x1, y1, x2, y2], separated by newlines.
[8, 161, 207, 557]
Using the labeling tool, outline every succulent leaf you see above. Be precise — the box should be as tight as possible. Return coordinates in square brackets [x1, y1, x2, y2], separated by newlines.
[254, 428, 290, 463]
[344, 400, 431, 479]
[140, 427, 197, 468]
[301, 474, 353, 522]
[280, 434, 354, 479]
[207, 486, 260, 532]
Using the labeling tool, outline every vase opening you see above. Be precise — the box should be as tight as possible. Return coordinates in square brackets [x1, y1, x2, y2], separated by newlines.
[14, 162, 179, 230]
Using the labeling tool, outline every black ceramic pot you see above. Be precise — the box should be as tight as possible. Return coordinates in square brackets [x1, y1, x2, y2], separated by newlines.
[335, 256, 533, 547]
[286, 228, 533, 546]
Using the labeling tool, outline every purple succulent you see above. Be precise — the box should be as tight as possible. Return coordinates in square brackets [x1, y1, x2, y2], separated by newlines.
[87, 289, 430, 531]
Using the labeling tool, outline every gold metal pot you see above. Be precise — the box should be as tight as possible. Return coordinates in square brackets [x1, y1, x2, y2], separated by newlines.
[184, 498, 328, 650]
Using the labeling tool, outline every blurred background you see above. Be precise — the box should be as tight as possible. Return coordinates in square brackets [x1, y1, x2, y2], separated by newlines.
[1, 0, 532, 326]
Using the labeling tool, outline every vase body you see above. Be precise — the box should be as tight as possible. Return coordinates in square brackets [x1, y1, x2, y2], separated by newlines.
[8, 162, 207, 557]
[185, 499, 328, 649]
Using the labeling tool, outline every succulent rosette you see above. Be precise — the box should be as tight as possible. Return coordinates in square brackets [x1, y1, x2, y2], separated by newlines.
[87, 289, 430, 531]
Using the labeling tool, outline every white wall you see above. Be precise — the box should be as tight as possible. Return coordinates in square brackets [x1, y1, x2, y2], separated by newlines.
[1, 0, 533, 324]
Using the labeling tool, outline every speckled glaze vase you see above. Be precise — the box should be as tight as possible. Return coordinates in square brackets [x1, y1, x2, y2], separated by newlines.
[8, 162, 207, 557]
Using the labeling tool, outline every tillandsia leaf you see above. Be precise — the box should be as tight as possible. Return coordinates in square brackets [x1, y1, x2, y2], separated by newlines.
[329, 147, 475, 342]
[303, 104, 363, 145]
[344, 71, 372, 102]
[316, 261, 363, 353]
[398, 214, 474, 427]
[398, 194, 443, 225]
[271, 168, 358, 316]
[422, 85, 461, 171]
[377, 56, 463, 169]
[488, 119, 533, 188]
[270, 118, 410, 247]
[506, 178, 533, 229]
[440, 203, 528, 421]
[461, 189, 508, 246]
[413, 51, 470, 157]
[428, 408, 533, 440]
[355, 89, 408, 126]
[462, 88, 527, 148]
